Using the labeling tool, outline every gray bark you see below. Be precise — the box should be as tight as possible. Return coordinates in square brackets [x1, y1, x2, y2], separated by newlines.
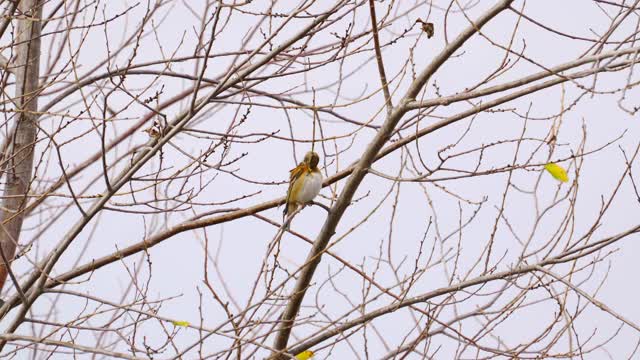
[0, 0, 43, 292]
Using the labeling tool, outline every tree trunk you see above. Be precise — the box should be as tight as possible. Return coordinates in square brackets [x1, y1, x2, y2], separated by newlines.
[0, 0, 43, 292]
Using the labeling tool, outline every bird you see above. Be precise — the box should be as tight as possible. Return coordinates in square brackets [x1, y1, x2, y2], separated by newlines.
[284, 151, 322, 218]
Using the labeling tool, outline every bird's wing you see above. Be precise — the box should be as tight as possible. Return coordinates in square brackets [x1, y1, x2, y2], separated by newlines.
[284, 162, 307, 215]
[289, 162, 307, 181]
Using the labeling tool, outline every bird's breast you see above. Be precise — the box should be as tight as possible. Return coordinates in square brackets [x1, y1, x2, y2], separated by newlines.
[297, 171, 322, 204]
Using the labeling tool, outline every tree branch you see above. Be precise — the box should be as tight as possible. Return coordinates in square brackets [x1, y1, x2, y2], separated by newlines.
[271, 0, 515, 357]
[368, 0, 393, 114]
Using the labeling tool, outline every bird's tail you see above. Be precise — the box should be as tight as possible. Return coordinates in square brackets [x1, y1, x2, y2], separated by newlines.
[283, 202, 298, 219]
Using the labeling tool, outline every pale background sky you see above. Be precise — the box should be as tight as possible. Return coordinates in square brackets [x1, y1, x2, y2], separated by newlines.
[1, 0, 639, 359]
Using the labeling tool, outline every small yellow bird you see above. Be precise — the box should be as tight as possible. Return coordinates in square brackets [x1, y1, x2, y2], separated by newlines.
[284, 151, 322, 217]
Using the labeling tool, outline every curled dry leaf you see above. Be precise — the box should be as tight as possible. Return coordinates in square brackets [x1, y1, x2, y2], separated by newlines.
[416, 18, 434, 38]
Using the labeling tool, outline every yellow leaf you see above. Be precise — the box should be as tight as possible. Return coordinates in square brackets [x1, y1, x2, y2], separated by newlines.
[544, 163, 569, 183]
[171, 320, 190, 327]
[295, 350, 314, 360]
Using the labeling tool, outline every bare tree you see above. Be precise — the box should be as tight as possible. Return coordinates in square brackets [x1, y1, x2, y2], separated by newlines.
[0, 0, 638, 359]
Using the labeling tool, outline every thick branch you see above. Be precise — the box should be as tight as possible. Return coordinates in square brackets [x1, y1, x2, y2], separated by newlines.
[0, 0, 43, 292]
